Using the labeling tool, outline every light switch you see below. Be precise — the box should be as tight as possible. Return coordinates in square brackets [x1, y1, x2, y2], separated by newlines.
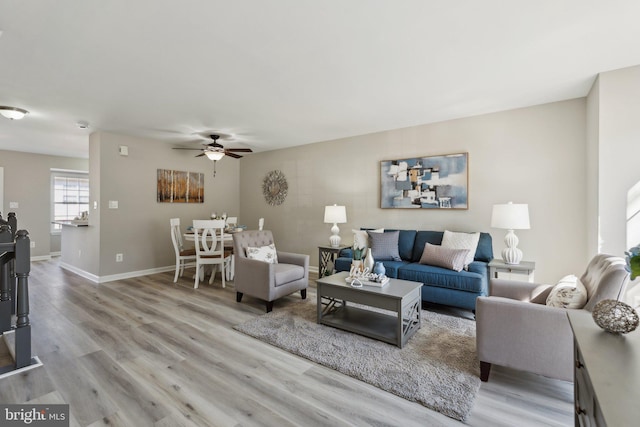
[9, 202, 18, 209]
[93, 201, 98, 209]
[119, 145, 129, 156]
[108, 200, 118, 209]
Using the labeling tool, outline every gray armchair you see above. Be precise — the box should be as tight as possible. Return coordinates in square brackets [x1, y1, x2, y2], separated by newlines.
[232, 230, 309, 312]
[476, 254, 629, 382]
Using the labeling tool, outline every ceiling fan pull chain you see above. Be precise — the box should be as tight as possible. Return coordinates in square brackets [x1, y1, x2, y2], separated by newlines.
[213, 160, 217, 178]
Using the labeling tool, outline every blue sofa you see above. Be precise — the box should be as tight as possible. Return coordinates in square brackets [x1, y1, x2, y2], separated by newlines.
[334, 229, 493, 311]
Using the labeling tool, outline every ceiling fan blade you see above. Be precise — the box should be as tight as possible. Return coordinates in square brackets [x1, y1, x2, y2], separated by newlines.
[195, 153, 206, 157]
[225, 148, 253, 152]
[225, 152, 242, 159]
[173, 147, 205, 151]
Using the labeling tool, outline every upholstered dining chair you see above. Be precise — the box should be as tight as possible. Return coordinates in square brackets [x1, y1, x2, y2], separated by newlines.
[476, 254, 629, 382]
[232, 230, 309, 312]
[192, 219, 233, 289]
[170, 218, 196, 282]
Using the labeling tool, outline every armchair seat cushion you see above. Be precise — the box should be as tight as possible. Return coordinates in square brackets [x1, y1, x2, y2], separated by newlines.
[274, 263, 305, 287]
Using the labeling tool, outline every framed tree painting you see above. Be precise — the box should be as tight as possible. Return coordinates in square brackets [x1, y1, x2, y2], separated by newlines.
[380, 152, 468, 209]
[157, 169, 204, 203]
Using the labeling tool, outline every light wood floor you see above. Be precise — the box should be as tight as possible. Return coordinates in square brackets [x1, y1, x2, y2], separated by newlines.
[0, 259, 573, 426]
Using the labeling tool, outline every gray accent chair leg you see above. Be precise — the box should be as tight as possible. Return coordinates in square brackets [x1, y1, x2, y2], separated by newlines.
[266, 301, 274, 313]
[480, 361, 491, 382]
[301, 289, 307, 299]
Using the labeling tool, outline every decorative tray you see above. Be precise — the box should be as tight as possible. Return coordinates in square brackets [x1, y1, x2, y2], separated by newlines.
[345, 275, 390, 288]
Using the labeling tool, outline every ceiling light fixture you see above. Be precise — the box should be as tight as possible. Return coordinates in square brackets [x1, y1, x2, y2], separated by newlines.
[0, 106, 29, 120]
[204, 150, 225, 161]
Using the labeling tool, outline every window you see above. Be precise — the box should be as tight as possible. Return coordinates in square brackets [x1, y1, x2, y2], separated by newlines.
[51, 170, 89, 232]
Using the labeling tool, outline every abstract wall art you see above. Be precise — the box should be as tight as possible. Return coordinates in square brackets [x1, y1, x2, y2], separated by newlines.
[380, 153, 468, 209]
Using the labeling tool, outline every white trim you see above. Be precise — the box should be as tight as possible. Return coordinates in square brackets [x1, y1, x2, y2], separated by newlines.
[31, 255, 51, 262]
[309, 266, 319, 275]
[50, 251, 61, 257]
[59, 262, 176, 283]
[50, 168, 89, 174]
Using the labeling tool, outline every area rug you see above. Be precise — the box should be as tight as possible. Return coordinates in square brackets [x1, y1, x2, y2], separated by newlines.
[234, 301, 480, 421]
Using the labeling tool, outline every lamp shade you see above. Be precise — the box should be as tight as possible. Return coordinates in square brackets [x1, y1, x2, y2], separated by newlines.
[324, 205, 347, 224]
[491, 202, 530, 230]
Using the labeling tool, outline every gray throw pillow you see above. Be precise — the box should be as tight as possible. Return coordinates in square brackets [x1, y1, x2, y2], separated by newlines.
[367, 230, 401, 261]
[419, 243, 470, 272]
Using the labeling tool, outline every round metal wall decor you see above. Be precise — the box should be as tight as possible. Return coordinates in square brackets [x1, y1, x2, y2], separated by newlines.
[262, 170, 288, 206]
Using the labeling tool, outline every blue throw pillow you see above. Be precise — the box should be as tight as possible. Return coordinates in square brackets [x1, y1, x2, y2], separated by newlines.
[368, 230, 401, 261]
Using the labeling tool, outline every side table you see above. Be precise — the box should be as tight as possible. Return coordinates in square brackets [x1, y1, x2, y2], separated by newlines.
[488, 259, 536, 282]
[318, 245, 349, 277]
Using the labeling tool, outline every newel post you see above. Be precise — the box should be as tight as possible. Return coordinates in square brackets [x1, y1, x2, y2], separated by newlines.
[0, 224, 12, 333]
[14, 229, 31, 369]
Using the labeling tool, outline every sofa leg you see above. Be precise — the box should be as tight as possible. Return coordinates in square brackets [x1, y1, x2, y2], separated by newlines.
[480, 361, 491, 382]
[236, 292, 243, 303]
[266, 301, 274, 313]
[301, 289, 307, 299]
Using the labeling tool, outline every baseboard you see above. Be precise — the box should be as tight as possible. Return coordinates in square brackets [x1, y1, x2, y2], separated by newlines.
[30, 255, 51, 262]
[59, 262, 176, 283]
[309, 266, 319, 275]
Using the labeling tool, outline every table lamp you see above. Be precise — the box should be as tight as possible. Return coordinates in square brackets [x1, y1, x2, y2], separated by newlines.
[491, 202, 530, 265]
[324, 205, 347, 248]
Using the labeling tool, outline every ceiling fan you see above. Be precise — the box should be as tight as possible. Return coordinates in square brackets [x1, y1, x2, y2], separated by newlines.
[173, 134, 253, 177]
[173, 134, 253, 160]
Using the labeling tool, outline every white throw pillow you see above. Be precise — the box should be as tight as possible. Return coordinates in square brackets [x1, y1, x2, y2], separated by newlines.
[546, 275, 588, 309]
[246, 243, 278, 264]
[441, 230, 480, 267]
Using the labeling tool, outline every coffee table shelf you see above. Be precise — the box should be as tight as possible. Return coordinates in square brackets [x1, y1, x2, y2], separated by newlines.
[320, 305, 398, 344]
[316, 272, 422, 348]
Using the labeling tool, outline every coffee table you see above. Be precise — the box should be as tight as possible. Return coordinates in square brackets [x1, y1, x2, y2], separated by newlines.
[316, 272, 422, 348]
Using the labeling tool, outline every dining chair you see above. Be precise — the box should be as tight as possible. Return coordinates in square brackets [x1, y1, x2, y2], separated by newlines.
[258, 217, 264, 231]
[170, 218, 196, 283]
[226, 216, 238, 228]
[192, 219, 233, 289]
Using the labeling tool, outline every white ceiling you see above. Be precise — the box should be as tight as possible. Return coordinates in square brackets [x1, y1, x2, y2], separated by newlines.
[1, 1, 639, 159]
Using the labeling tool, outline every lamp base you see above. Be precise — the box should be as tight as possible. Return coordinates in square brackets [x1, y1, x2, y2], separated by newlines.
[329, 223, 341, 248]
[502, 229, 523, 264]
[502, 247, 523, 265]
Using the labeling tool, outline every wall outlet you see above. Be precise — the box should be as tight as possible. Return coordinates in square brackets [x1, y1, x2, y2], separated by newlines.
[30, 241, 35, 248]
[116, 253, 123, 262]
[9, 201, 18, 209]
[108, 200, 118, 209]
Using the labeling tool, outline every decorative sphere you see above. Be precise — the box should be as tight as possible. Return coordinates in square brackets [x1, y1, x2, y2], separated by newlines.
[592, 299, 639, 334]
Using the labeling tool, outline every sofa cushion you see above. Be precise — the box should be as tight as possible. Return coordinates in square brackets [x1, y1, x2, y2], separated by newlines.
[419, 243, 470, 272]
[386, 229, 417, 261]
[374, 260, 409, 278]
[368, 230, 401, 261]
[274, 263, 304, 286]
[411, 231, 444, 262]
[398, 262, 486, 293]
[474, 233, 494, 262]
[546, 275, 588, 309]
[441, 230, 480, 267]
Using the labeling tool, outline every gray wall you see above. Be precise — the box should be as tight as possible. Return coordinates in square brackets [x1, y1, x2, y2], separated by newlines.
[239, 99, 588, 284]
[82, 131, 240, 277]
[0, 149, 88, 258]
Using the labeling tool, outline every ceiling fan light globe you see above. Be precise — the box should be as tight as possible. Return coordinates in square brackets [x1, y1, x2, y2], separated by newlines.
[205, 151, 225, 161]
